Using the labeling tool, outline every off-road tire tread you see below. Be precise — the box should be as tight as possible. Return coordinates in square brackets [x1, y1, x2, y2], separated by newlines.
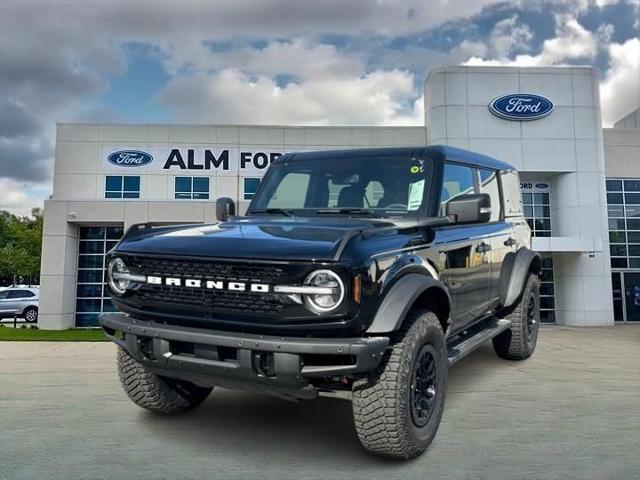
[352, 309, 446, 459]
[493, 274, 540, 360]
[117, 348, 212, 414]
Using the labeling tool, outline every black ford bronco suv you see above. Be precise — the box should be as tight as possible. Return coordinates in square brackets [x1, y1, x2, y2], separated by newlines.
[100, 146, 540, 459]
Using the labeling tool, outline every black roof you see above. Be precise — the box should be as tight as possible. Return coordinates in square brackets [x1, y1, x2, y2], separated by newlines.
[281, 145, 515, 172]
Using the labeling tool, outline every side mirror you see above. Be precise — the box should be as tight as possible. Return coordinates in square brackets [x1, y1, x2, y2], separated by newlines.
[216, 197, 236, 222]
[446, 193, 491, 224]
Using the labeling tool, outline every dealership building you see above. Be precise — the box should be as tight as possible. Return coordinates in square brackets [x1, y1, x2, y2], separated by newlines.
[38, 65, 640, 329]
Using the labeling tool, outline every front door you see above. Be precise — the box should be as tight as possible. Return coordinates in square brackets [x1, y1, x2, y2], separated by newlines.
[623, 272, 640, 322]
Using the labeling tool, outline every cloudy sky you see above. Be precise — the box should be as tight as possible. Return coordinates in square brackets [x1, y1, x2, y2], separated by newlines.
[1, 0, 638, 216]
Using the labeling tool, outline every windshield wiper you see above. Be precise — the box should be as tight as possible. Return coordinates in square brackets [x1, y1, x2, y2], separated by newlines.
[314, 208, 378, 216]
[249, 208, 294, 217]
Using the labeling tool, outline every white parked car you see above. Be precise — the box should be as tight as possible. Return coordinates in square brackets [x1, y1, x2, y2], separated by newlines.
[0, 287, 39, 323]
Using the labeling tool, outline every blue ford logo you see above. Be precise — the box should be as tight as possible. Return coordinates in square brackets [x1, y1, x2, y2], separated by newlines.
[107, 150, 153, 167]
[489, 94, 554, 121]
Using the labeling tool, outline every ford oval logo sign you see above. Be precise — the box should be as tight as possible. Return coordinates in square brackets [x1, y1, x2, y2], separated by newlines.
[107, 150, 153, 167]
[489, 94, 554, 121]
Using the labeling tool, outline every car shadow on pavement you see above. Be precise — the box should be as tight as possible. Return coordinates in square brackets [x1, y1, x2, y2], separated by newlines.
[138, 345, 500, 467]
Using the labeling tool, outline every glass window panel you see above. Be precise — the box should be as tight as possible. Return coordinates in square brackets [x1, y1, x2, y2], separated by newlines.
[628, 219, 640, 230]
[540, 311, 555, 324]
[102, 299, 118, 312]
[609, 231, 626, 243]
[521, 193, 532, 204]
[77, 269, 103, 283]
[613, 300, 624, 322]
[542, 257, 554, 269]
[75, 314, 100, 327]
[123, 192, 139, 199]
[105, 176, 122, 191]
[78, 255, 103, 269]
[629, 245, 640, 256]
[175, 192, 191, 200]
[540, 297, 555, 310]
[123, 176, 140, 192]
[80, 227, 105, 240]
[244, 178, 260, 200]
[541, 270, 554, 282]
[193, 177, 209, 192]
[629, 258, 640, 268]
[628, 232, 640, 243]
[193, 192, 209, 200]
[606, 179, 623, 191]
[533, 193, 549, 204]
[611, 258, 628, 268]
[105, 241, 118, 253]
[534, 205, 550, 217]
[534, 219, 551, 230]
[610, 244, 627, 256]
[609, 219, 626, 230]
[625, 206, 640, 218]
[526, 219, 534, 229]
[623, 180, 640, 192]
[540, 283, 555, 296]
[534, 231, 551, 237]
[607, 193, 624, 204]
[175, 177, 191, 192]
[79, 241, 104, 254]
[267, 173, 311, 208]
[441, 163, 476, 214]
[106, 227, 123, 239]
[77, 284, 103, 298]
[76, 299, 102, 312]
[624, 193, 640, 205]
[523, 205, 533, 217]
[105, 191, 122, 199]
[608, 206, 625, 217]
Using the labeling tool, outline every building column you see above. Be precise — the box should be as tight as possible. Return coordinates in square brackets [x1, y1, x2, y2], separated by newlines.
[550, 172, 614, 326]
[39, 201, 79, 330]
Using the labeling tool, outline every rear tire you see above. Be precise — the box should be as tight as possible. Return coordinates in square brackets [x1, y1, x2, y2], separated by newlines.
[352, 309, 447, 459]
[493, 273, 540, 360]
[117, 348, 212, 414]
[23, 306, 38, 323]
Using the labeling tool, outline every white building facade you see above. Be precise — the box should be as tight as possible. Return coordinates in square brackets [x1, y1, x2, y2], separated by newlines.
[39, 65, 640, 329]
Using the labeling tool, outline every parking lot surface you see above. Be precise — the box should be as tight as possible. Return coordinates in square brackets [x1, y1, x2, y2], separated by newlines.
[1, 326, 639, 480]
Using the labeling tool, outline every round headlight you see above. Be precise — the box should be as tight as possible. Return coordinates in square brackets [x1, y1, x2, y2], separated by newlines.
[303, 270, 345, 314]
[107, 257, 130, 296]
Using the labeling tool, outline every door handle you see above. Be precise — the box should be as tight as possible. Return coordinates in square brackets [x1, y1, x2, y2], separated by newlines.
[504, 237, 517, 247]
[475, 243, 491, 254]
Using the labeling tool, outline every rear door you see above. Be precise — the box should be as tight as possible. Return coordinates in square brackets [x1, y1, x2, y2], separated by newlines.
[437, 162, 492, 332]
[476, 167, 516, 309]
[0, 289, 20, 314]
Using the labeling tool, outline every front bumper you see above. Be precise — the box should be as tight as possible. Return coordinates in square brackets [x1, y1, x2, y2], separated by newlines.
[100, 313, 389, 399]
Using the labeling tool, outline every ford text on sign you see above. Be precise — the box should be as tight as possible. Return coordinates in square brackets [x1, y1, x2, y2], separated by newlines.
[489, 94, 554, 121]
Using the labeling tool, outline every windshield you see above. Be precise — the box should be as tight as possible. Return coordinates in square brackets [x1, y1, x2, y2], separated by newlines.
[249, 155, 430, 217]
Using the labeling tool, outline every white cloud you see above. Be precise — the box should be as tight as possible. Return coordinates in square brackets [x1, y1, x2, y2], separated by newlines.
[0, 179, 48, 217]
[489, 15, 534, 58]
[600, 37, 640, 126]
[159, 68, 422, 126]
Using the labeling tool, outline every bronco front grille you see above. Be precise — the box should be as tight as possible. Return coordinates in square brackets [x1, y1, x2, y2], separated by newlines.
[126, 256, 288, 315]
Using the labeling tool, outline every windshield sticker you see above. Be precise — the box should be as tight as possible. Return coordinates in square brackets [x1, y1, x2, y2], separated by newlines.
[408, 179, 425, 210]
[410, 158, 424, 174]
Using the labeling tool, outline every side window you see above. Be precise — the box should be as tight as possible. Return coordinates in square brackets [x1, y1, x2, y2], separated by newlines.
[0, 290, 9, 299]
[8, 290, 34, 299]
[477, 168, 502, 221]
[441, 163, 476, 215]
[267, 173, 310, 208]
[500, 170, 523, 216]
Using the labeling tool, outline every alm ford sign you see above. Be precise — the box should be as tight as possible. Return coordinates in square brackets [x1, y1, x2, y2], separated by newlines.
[107, 150, 154, 167]
[489, 94, 554, 121]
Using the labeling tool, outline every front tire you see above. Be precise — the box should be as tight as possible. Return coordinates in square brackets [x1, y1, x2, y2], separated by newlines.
[352, 309, 447, 459]
[23, 306, 38, 323]
[117, 348, 212, 414]
[493, 273, 540, 360]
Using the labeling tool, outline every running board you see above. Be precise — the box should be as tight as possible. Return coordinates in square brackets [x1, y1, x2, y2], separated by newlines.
[447, 318, 512, 366]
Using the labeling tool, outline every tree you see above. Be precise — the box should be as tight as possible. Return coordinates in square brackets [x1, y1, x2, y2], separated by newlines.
[0, 208, 43, 284]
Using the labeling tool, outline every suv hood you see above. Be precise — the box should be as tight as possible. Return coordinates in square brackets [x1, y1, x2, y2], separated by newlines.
[114, 217, 405, 262]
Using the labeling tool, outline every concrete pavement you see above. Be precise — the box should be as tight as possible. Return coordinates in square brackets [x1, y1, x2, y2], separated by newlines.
[1, 326, 639, 480]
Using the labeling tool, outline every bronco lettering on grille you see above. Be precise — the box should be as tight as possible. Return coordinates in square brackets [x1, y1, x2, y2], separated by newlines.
[146, 276, 270, 293]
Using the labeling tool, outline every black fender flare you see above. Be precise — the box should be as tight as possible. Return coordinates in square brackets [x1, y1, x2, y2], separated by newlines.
[499, 248, 542, 308]
[366, 274, 451, 334]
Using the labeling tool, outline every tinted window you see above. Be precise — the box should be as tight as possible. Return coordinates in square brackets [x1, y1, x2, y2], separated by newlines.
[243, 178, 260, 200]
[477, 168, 501, 221]
[501, 170, 523, 216]
[440, 163, 475, 215]
[0, 290, 9, 299]
[8, 290, 35, 299]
